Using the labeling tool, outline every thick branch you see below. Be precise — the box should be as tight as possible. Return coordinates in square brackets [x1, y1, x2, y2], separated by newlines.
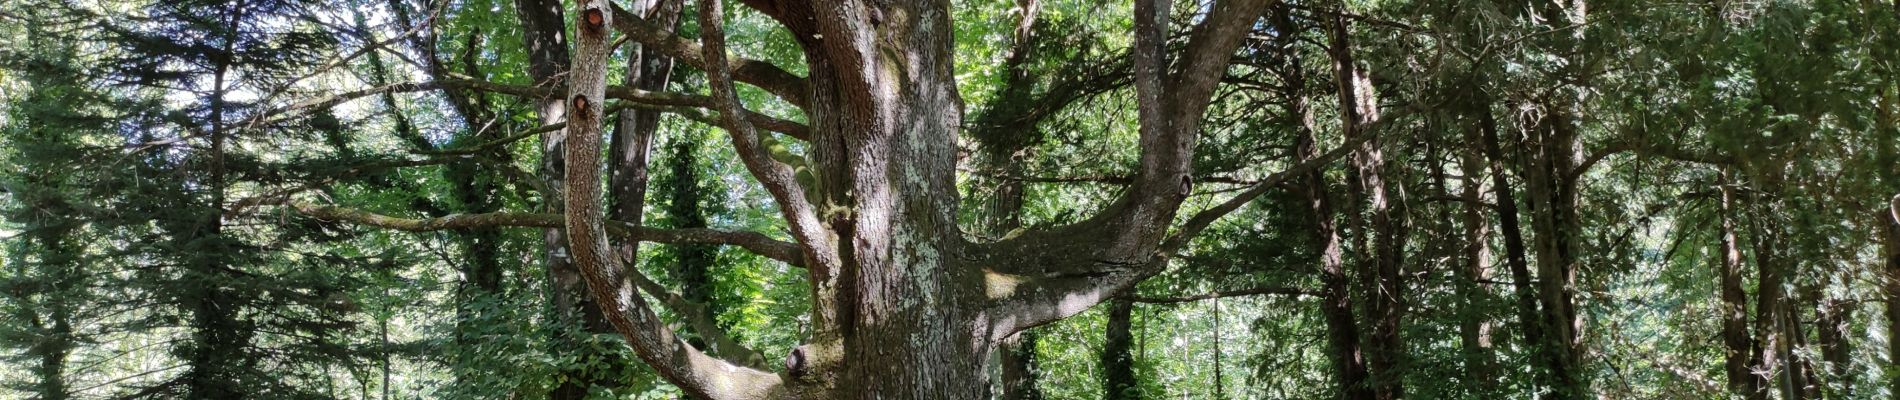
[1131, 286, 1315, 304]
[240, 79, 810, 139]
[627, 268, 769, 369]
[610, 3, 810, 109]
[278, 201, 806, 265]
[980, 0, 1273, 338]
[564, 2, 782, 397]
[697, 0, 829, 261]
[1159, 132, 1372, 252]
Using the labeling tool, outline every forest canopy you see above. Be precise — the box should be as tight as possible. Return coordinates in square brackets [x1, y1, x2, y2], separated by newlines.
[1, 0, 1898, 399]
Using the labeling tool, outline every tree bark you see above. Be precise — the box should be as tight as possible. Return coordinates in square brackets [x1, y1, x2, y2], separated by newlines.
[1457, 100, 1496, 395]
[1472, 87, 1571, 399]
[1716, 170, 1758, 398]
[1274, 10, 1373, 394]
[547, 0, 1274, 397]
[1324, 11, 1403, 399]
[1102, 297, 1139, 400]
[1522, 107, 1586, 400]
[1884, 195, 1900, 398]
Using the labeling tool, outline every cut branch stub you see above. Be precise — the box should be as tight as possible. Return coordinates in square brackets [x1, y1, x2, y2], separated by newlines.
[582, 8, 606, 33]
[572, 95, 591, 118]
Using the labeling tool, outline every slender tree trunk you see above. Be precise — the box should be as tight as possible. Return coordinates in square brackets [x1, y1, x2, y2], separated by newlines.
[1303, 106, 1373, 400]
[1324, 12, 1403, 399]
[1749, 216, 1801, 400]
[1523, 108, 1586, 399]
[1472, 88, 1570, 399]
[186, 4, 245, 396]
[1102, 297, 1139, 400]
[1883, 196, 1900, 398]
[509, 0, 578, 325]
[1457, 105, 1496, 394]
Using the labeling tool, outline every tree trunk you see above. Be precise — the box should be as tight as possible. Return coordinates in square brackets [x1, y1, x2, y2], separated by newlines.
[1457, 102, 1496, 394]
[1750, 217, 1797, 400]
[1523, 107, 1586, 399]
[1716, 170, 1758, 397]
[1304, 106, 1373, 400]
[550, 1, 1274, 398]
[1472, 88, 1570, 399]
[186, 6, 244, 395]
[1102, 297, 1139, 400]
[1324, 11, 1403, 399]
[508, 0, 579, 327]
[1102, 297, 1140, 400]
[1884, 196, 1900, 398]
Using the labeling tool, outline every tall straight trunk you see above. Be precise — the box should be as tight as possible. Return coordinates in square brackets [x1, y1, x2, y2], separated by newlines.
[1270, 9, 1370, 397]
[1523, 108, 1586, 399]
[1457, 105, 1496, 394]
[1324, 11, 1403, 399]
[509, 0, 578, 324]
[1102, 297, 1139, 400]
[1751, 219, 1798, 400]
[1883, 197, 1900, 398]
[1302, 103, 1373, 400]
[1716, 171, 1758, 398]
[1472, 88, 1570, 399]
[185, 4, 245, 396]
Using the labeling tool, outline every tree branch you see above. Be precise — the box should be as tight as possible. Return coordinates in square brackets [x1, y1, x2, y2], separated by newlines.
[1130, 286, 1315, 304]
[237, 79, 810, 140]
[697, 0, 829, 262]
[627, 268, 769, 369]
[564, 2, 782, 397]
[979, 0, 1275, 339]
[275, 201, 806, 266]
[610, 2, 810, 109]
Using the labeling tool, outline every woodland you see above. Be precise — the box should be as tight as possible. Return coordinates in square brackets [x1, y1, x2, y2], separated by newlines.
[1, 0, 1898, 398]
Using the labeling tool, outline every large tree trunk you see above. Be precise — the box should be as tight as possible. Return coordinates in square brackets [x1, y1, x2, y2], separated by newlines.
[549, 1, 1275, 398]
[1521, 104, 1586, 400]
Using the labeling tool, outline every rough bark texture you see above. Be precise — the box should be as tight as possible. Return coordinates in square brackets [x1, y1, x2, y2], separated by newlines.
[1524, 108, 1586, 400]
[565, 1, 785, 398]
[415, 0, 1282, 398]
[1273, 13, 1372, 395]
